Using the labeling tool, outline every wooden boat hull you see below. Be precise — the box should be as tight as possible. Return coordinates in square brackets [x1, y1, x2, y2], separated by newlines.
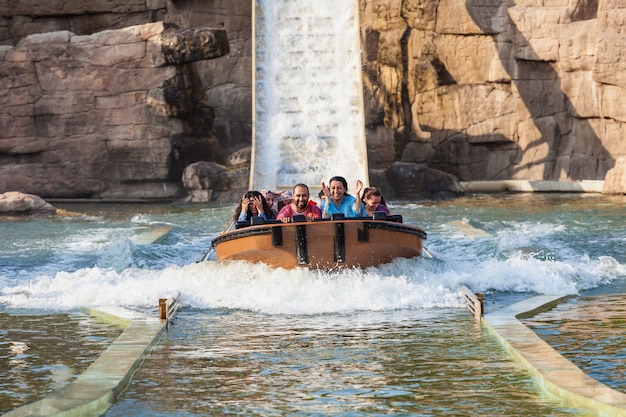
[211, 215, 427, 270]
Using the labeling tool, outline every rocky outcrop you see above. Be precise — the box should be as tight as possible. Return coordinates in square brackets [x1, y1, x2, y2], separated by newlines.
[0, 191, 56, 215]
[603, 157, 626, 194]
[181, 160, 249, 203]
[0, 22, 229, 199]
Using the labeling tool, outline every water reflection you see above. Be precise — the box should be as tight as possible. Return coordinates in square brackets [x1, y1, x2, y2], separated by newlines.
[106, 309, 595, 416]
[524, 294, 626, 392]
[0, 312, 123, 411]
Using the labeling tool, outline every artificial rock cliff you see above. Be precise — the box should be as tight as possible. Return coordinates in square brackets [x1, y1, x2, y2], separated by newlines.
[0, 0, 624, 201]
[360, 0, 625, 194]
[0, 21, 232, 200]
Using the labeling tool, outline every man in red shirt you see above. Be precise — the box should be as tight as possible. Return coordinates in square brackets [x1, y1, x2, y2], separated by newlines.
[276, 183, 322, 222]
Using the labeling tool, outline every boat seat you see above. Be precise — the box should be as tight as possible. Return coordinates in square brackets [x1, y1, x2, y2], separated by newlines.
[308, 214, 405, 223]
[292, 214, 307, 223]
[386, 214, 403, 223]
[235, 217, 281, 228]
[235, 221, 249, 229]
[250, 216, 266, 225]
[372, 211, 387, 220]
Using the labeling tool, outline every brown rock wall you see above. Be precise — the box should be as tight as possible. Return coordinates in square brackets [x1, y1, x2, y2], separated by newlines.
[1, 0, 167, 46]
[1, 0, 625, 199]
[167, 0, 253, 151]
[0, 21, 229, 199]
[361, 0, 624, 193]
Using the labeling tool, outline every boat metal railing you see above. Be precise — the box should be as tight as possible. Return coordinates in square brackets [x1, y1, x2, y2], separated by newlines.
[235, 212, 406, 229]
[221, 214, 427, 247]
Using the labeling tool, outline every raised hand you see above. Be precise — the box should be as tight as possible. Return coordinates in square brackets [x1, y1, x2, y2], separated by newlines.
[251, 195, 264, 212]
[241, 194, 250, 211]
[354, 180, 364, 214]
[321, 181, 330, 200]
[355, 179, 363, 196]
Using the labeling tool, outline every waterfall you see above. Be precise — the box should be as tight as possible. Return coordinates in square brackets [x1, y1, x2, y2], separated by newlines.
[251, 0, 369, 192]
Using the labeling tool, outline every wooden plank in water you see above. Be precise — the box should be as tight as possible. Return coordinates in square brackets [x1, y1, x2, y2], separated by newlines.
[458, 285, 483, 319]
[131, 226, 174, 245]
[449, 220, 492, 239]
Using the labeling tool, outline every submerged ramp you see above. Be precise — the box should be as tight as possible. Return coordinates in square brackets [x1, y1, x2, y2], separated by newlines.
[131, 225, 174, 245]
[483, 296, 626, 416]
[1, 300, 178, 417]
[252, 0, 368, 191]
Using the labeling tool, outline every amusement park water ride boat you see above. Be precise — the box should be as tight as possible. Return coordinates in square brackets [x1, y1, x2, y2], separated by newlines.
[210, 212, 427, 270]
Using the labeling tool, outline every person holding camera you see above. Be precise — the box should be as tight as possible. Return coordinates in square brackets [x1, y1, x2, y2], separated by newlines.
[234, 191, 275, 223]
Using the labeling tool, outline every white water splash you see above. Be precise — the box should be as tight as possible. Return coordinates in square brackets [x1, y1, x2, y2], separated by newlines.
[1, 252, 622, 314]
[1, 198, 623, 314]
[252, 0, 368, 191]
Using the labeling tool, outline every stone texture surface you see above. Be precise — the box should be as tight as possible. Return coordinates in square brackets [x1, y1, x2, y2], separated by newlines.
[602, 156, 626, 194]
[361, 0, 625, 194]
[0, 21, 229, 199]
[1, 0, 625, 200]
[0, 191, 57, 214]
[181, 160, 249, 203]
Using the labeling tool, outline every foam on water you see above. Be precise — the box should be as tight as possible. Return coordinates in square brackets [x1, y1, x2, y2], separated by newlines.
[0, 250, 622, 314]
[1, 196, 623, 315]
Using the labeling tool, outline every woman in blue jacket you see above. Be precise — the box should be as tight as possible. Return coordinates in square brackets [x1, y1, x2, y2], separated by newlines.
[318, 176, 363, 218]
